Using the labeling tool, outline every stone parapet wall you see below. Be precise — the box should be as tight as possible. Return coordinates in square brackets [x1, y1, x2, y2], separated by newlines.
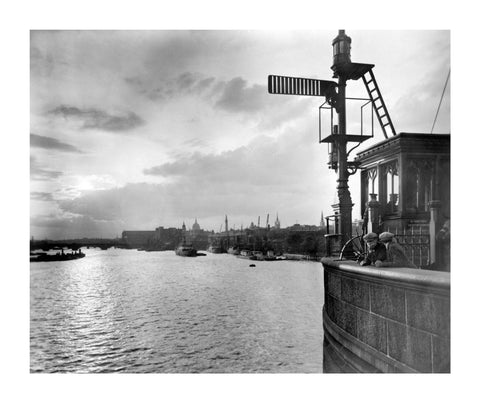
[321, 258, 450, 373]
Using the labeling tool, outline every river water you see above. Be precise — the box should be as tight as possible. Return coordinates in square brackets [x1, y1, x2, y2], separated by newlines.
[30, 248, 325, 373]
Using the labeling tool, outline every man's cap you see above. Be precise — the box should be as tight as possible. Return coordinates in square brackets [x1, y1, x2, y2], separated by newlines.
[363, 232, 378, 241]
[379, 232, 394, 242]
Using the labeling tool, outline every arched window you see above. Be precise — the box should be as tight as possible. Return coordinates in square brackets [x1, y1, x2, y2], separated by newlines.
[367, 167, 377, 195]
[380, 160, 399, 214]
[405, 159, 434, 213]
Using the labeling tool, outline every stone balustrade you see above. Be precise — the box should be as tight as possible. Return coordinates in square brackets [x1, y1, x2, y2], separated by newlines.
[322, 258, 450, 373]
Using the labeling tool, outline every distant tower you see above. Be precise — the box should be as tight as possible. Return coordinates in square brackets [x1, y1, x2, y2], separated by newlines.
[182, 221, 186, 232]
[192, 218, 201, 236]
[274, 213, 281, 229]
[320, 211, 326, 228]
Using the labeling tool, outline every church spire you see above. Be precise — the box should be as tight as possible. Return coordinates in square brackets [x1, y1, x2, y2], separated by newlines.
[274, 212, 281, 229]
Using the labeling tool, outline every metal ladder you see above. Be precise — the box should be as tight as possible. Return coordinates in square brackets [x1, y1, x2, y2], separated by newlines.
[362, 69, 396, 139]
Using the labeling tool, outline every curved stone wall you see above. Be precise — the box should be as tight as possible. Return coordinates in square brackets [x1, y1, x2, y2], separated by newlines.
[321, 258, 450, 373]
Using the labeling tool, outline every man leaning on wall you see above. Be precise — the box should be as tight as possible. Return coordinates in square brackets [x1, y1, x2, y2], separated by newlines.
[378, 231, 417, 268]
[358, 232, 387, 267]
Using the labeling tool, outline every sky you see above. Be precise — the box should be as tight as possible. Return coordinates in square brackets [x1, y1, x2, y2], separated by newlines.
[30, 30, 450, 239]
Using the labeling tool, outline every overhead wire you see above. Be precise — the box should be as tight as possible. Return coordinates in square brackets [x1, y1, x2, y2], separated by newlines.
[430, 69, 450, 134]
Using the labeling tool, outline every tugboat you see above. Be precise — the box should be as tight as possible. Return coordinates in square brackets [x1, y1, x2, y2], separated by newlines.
[175, 238, 197, 257]
[263, 250, 278, 261]
[176, 222, 198, 257]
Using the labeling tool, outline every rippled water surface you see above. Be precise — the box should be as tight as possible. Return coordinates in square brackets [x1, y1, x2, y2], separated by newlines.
[30, 249, 324, 373]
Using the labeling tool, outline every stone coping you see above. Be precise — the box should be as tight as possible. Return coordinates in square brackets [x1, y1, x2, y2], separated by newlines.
[321, 258, 450, 290]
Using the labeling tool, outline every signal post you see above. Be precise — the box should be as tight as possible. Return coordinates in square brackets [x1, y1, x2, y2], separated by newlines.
[268, 30, 384, 247]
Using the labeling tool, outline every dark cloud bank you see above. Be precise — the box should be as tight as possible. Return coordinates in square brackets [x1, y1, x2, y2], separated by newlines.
[30, 156, 62, 181]
[125, 72, 313, 129]
[31, 133, 83, 153]
[49, 106, 145, 132]
[30, 191, 54, 201]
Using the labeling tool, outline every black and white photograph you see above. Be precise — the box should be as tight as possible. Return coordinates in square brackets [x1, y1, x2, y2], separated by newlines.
[4, 1, 478, 401]
[29, 27, 451, 373]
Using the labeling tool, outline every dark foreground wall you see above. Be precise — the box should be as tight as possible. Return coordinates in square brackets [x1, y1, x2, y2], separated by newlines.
[322, 258, 450, 373]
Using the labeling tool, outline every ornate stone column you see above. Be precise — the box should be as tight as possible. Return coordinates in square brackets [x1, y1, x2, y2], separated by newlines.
[428, 200, 442, 266]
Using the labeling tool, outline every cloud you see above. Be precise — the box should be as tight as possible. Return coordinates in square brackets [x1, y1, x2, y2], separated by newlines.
[195, 77, 215, 92]
[30, 133, 84, 153]
[182, 137, 208, 148]
[141, 31, 249, 78]
[177, 72, 197, 91]
[125, 72, 311, 129]
[142, 136, 320, 194]
[58, 183, 167, 224]
[214, 77, 266, 113]
[30, 191, 54, 201]
[48, 105, 145, 132]
[213, 76, 316, 130]
[31, 213, 124, 239]
[125, 72, 217, 101]
[143, 145, 297, 186]
[30, 157, 62, 181]
[51, 125, 333, 234]
[127, 73, 269, 113]
[392, 65, 450, 133]
[30, 43, 69, 77]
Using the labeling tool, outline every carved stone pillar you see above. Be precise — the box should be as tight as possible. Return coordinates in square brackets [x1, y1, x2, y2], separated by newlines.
[428, 200, 442, 266]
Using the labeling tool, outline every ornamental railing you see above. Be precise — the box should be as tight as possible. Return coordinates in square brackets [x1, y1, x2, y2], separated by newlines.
[385, 225, 430, 268]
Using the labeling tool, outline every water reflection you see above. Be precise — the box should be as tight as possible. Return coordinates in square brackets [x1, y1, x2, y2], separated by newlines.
[31, 249, 325, 373]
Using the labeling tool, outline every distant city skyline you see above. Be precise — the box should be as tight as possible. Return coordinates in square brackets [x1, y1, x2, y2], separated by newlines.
[30, 30, 450, 239]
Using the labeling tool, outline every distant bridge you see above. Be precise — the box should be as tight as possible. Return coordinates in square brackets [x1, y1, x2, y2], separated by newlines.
[30, 238, 128, 251]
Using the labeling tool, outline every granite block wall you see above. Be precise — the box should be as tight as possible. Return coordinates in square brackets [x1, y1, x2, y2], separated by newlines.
[323, 263, 450, 373]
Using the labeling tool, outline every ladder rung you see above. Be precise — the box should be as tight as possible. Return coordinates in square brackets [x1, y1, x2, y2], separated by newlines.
[363, 69, 396, 137]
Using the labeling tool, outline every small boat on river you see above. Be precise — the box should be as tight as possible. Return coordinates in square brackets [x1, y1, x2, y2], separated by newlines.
[237, 250, 256, 260]
[238, 250, 278, 261]
[207, 245, 224, 253]
[30, 250, 85, 262]
[227, 246, 240, 255]
[175, 242, 197, 257]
